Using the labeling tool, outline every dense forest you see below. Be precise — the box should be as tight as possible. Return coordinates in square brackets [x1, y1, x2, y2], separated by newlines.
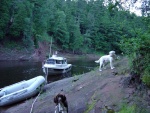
[0, 0, 148, 53]
[0, 0, 150, 85]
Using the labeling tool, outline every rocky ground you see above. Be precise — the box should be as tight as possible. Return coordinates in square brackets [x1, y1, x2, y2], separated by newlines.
[1, 57, 150, 113]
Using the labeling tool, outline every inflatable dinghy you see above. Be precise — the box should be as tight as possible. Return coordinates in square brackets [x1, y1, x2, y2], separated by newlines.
[0, 76, 45, 106]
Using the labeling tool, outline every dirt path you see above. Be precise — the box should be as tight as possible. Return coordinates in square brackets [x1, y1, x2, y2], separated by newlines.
[0, 57, 149, 113]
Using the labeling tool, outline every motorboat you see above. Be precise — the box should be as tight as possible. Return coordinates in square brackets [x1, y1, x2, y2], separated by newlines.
[0, 76, 45, 106]
[42, 54, 72, 75]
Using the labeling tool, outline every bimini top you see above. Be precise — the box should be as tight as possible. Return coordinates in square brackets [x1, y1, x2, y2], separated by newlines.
[45, 55, 67, 65]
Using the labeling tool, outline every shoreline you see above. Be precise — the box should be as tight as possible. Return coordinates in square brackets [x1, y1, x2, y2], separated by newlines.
[0, 46, 100, 61]
[1, 68, 123, 113]
[1, 56, 150, 113]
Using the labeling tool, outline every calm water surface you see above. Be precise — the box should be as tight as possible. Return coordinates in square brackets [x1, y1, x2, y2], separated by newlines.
[0, 58, 97, 88]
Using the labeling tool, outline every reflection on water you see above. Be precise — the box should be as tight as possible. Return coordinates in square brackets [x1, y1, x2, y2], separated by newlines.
[0, 58, 97, 88]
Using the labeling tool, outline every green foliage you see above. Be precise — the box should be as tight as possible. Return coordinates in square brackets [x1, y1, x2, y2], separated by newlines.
[142, 65, 150, 87]
[117, 104, 148, 113]
[4, 40, 18, 48]
[53, 10, 69, 49]
[121, 31, 150, 86]
[0, 0, 148, 55]
[117, 105, 136, 113]
[0, 0, 11, 39]
[23, 17, 33, 48]
[69, 24, 83, 53]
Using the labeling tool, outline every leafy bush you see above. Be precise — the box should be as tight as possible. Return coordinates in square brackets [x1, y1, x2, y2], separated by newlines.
[120, 32, 150, 86]
[142, 65, 150, 87]
[117, 105, 136, 113]
[5, 41, 18, 48]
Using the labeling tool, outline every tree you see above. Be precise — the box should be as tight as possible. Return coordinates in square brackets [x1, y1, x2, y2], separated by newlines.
[53, 10, 69, 49]
[0, 0, 148, 56]
[0, 0, 12, 40]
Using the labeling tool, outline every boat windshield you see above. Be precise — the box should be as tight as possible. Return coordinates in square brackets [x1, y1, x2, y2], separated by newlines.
[56, 60, 67, 64]
[46, 59, 55, 64]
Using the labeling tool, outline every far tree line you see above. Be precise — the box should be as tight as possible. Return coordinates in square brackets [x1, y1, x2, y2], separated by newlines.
[0, 0, 148, 53]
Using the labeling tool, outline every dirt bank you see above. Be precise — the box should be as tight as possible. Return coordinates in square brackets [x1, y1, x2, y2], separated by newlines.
[0, 45, 99, 61]
[1, 57, 150, 113]
[0, 43, 50, 61]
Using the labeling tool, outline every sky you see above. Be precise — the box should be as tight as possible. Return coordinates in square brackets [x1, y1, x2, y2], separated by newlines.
[88, 0, 143, 16]
[69, 0, 143, 16]
[120, 0, 142, 16]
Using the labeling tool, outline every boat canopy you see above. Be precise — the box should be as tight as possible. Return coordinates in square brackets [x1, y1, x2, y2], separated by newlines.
[46, 58, 67, 64]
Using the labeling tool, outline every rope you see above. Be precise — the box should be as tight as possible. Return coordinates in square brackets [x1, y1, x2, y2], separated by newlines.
[44, 67, 48, 84]
[29, 91, 41, 113]
[29, 83, 46, 113]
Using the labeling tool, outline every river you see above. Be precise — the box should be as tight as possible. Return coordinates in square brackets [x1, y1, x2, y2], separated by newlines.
[0, 58, 97, 88]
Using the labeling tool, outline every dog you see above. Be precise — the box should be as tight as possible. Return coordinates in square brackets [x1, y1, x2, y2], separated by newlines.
[95, 51, 116, 71]
[54, 93, 68, 113]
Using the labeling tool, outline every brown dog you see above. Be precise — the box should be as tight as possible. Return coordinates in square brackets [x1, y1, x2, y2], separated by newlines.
[54, 94, 68, 113]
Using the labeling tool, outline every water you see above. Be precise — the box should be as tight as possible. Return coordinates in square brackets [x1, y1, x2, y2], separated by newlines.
[0, 58, 97, 88]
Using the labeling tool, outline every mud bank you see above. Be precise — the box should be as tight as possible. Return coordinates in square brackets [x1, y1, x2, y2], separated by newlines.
[0, 45, 99, 61]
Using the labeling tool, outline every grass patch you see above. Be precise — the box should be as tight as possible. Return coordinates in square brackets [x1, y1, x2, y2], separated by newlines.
[117, 104, 136, 113]
[84, 92, 97, 113]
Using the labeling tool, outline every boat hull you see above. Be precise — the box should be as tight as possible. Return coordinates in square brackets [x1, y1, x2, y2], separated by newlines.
[0, 76, 45, 106]
[43, 64, 72, 75]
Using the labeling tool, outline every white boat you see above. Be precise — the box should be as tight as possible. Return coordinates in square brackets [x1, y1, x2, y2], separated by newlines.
[0, 76, 45, 106]
[42, 54, 72, 75]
